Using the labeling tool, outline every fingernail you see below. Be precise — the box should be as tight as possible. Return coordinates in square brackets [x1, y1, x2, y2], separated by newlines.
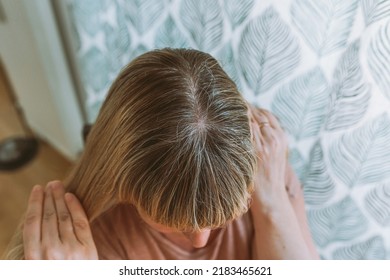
[50, 182, 60, 191]
[64, 193, 73, 202]
[32, 185, 42, 192]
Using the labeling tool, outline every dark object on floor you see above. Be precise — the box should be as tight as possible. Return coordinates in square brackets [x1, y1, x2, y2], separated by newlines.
[0, 136, 39, 171]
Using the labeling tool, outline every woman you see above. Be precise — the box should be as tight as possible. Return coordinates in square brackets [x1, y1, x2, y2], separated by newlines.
[5, 48, 318, 259]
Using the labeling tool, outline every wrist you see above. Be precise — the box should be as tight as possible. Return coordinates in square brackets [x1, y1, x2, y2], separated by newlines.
[251, 182, 290, 208]
[250, 191, 294, 226]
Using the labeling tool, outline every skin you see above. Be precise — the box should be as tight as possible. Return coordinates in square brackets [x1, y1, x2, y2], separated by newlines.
[23, 108, 319, 259]
[23, 181, 98, 259]
[137, 209, 213, 250]
[248, 107, 319, 259]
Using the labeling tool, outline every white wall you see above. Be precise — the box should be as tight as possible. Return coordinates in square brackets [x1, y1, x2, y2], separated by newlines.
[0, 0, 84, 161]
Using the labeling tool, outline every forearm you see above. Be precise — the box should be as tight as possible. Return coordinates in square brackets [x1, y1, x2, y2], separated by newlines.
[251, 195, 313, 260]
[285, 164, 320, 259]
[248, 107, 318, 259]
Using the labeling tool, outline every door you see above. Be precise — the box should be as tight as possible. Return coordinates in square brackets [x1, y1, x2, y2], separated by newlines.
[0, 0, 84, 160]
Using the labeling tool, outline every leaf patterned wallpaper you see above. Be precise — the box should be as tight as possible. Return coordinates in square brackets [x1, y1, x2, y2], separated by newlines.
[65, 0, 390, 259]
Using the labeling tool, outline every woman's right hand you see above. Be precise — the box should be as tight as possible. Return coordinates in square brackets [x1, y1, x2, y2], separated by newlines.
[249, 107, 290, 211]
[248, 105, 315, 259]
[23, 181, 98, 259]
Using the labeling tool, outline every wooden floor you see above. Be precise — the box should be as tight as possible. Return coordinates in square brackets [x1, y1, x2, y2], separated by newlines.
[0, 64, 73, 258]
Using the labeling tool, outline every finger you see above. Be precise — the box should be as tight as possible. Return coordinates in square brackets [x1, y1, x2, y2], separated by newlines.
[251, 122, 261, 149]
[262, 110, 289, 148]
[51, 181, 76, 243]
[252, 108, 270, 127]
[261, 109, 283, 131]
[251, 121, 268, 159]
[247, 103, 255, 124]
[253, 110, 275, 142]
[249, 108, 270, 143]
[23, 185, 44, 259]
[249, 112, 257, 143]
[41, 184, 60, 246]
[65, 193, 94, 246]
[255, 115, 274, 143]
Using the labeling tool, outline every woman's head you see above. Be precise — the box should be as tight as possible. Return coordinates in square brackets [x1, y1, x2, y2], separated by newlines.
[65, 48, 256, 231]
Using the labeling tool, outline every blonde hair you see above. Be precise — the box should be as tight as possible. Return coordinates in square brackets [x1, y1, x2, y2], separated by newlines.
[4, 48, 256, 259]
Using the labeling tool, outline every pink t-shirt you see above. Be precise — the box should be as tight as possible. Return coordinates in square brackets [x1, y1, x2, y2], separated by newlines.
[91, 204, 254, 259]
